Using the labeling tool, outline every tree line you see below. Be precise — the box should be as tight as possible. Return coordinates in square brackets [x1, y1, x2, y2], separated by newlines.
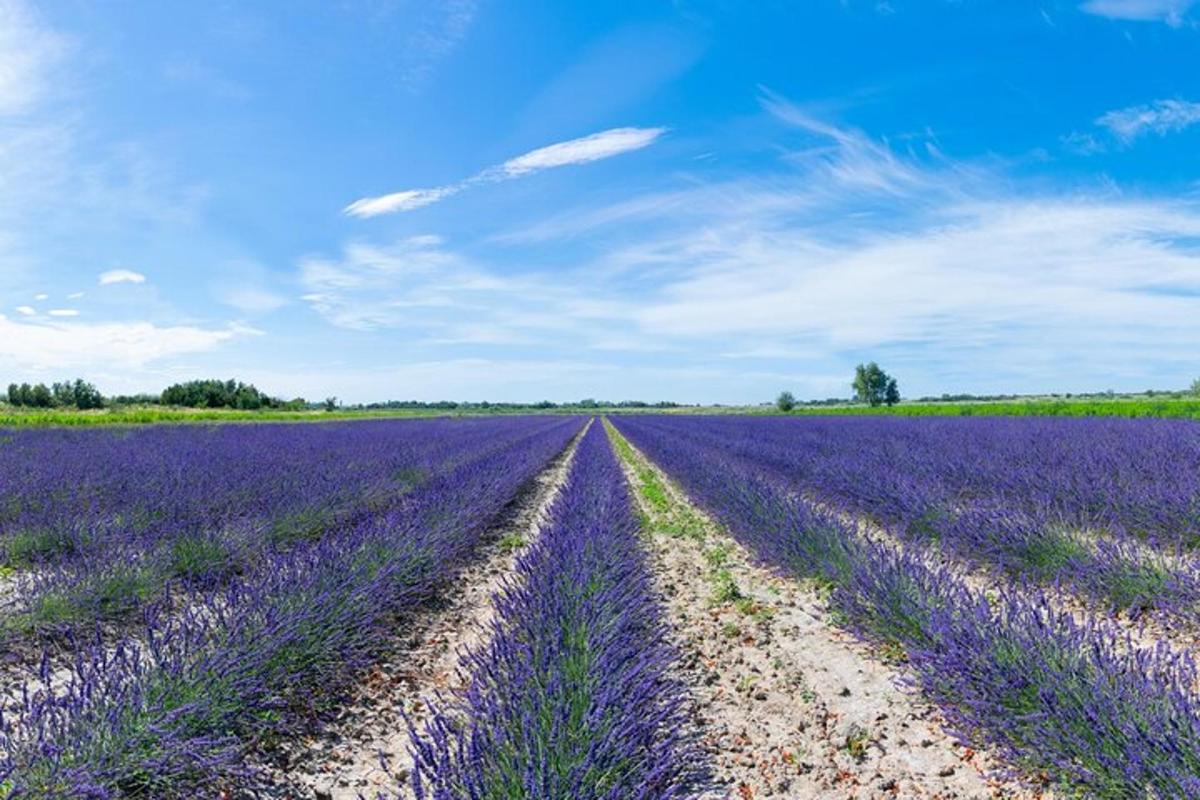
[776, 362, 901, 411]
[159, 379, 301, 410]
[6, 380, 105, 409]
[2, 377, 690, 412]
[3, 378, 295, 411]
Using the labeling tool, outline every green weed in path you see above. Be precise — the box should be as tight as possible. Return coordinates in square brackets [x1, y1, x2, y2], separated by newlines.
[496, 532, 526, 552]
[3, 528, 77, 567]
[168, 535, 240, 583]
[604, 419, 706, 542]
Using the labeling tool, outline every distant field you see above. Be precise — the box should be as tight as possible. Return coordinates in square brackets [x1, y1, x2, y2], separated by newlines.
[3, 394, 1200, 427]
[0, 406, 446, 427]
[776, 396, 1200, 418]
[668, 395, 1200, 419]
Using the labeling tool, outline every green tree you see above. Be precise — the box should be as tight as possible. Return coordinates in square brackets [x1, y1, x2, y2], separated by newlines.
[885, 378, 900, 406]
[1191, 377, 1200, 397]
[852, 362, 900, 407]
[28, 383, 53, 408]
[776, 390, 796, 412]
[52, 381, 74, 406]
[323, 396, 339, 412]
[71, 379, 104, 409]
[162, 379, 278, 409]
[6, 384, 19, 405]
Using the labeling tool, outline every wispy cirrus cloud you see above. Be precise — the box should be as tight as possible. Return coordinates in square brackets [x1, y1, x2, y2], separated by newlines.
[344, 126, 667, 218]
[312, 95, 1200, 398]
[343, 187, 459, 218]
[1064, 98, 1200, 154]
[0, 0, 66, 115]
[1079, 0, 1195, 25]
[299, 234, 535, 333]
[494, 127, 666, 177]
[758, 89, 932, 196]
[98, 268, 147, 285]
[1096, 98, 1200, 142]
[397, 0, 478, 90]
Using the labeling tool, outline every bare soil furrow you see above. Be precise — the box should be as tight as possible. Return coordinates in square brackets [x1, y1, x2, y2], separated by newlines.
[251, 420, 591, 799]
[809, 493, 1200, 654]
[607, 421, 1039, 800]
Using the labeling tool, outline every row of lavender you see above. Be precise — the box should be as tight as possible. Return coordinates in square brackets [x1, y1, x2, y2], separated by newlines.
[622, 415, 1200, 619]
[0, 419, 553, 641]
[408, 423, 705, 799]
[0, 419, 506, 558]
[612, 416, 1200, 798]
[0, 417, 583, 798]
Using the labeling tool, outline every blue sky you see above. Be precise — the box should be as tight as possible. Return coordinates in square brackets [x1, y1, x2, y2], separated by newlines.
[2, 0, 1200, 403]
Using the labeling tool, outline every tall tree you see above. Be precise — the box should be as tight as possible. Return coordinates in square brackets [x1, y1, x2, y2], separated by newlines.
[853, 362, 900, 407]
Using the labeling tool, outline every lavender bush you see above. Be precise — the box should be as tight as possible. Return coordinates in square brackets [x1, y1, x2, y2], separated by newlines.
[613, 415, 1200, 798]
[0, 417, 584, 798]
[611, 415, 1200, 620]
[409, 423, 705, 800]
[0, 418, 564, 639]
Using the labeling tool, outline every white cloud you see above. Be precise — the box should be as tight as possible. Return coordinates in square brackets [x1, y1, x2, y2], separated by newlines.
[0, 318, 255, 370]
[14, 305, 34, 315]
[309, 97, 1200, 398]
[47, 308, 78, 317]
[66, 291, 83, 299]
[33, 293, 47, 300]
[98, 268, 147, 285]
[344, 187, 458, 218]
[1096, 99, 1200, 142]
[299, 235, 520, 331]
[344, 127, 667, 218]
[496, 127, 667, 177]
[760, 90, 930, 195]
[629, 201, 1200, 352]
[1079, 0, 1195, 25]
[0, 0, 66, 115]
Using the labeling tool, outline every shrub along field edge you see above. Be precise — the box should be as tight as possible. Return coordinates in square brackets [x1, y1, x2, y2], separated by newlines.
[5, 394, 1200, 427]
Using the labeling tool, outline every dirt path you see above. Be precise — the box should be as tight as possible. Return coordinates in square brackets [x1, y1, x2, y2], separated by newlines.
[606, 421, 1040, 800]
[809, 493, 1200, 655]
[254, 420, 591, 800]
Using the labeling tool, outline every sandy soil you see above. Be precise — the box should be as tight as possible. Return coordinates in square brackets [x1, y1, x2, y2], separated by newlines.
[814, 494, 1200, 654]
[250, 420, 590, 799]
[609, 424, 1042, 800]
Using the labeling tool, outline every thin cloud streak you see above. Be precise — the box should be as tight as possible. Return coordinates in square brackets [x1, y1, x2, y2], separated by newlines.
[311, 97, 1200, 396]
[344, 126, 667, 218]
[98, 268, 147, 285]
[343, 187, 458, 218]
[496, 127, 666, 177]
[1079, 0, 1195, 25]
[1096, 98, 1200, 142]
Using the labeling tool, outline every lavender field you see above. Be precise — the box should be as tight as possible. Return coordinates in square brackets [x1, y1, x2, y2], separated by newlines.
[2, 414, 1198, 798]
